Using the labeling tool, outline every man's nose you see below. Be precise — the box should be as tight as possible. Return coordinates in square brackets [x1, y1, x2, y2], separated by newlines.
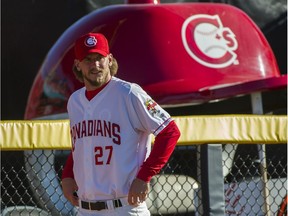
[91, 60, 100, 67]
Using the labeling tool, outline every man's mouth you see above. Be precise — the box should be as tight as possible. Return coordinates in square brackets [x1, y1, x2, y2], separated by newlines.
[90, 70, 102, 75]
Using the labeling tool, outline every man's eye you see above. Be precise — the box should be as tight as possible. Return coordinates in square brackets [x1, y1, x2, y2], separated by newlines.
[84, 58, 101, 63]
[84, 59, 93, 63]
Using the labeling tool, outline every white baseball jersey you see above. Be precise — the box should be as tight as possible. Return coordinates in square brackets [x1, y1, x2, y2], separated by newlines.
[67, 76, 172, 201]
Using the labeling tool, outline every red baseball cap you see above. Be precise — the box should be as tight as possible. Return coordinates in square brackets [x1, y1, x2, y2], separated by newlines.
[74, 33, 110, 61]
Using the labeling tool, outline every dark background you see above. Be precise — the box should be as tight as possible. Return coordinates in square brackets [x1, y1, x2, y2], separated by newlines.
[1, 0, 287, 120]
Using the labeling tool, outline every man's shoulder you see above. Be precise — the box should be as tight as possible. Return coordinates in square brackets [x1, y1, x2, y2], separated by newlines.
[68, 87, 85, 100]
[111, 77, 143, 93]
[111, 77, 133, 91]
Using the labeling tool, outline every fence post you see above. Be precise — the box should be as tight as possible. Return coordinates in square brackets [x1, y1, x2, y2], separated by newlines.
[198, 144, 225, 215]
[251, 92, 271, 216]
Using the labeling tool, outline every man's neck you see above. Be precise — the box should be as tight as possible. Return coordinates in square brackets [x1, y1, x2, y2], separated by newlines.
[85, 78, 111, 100]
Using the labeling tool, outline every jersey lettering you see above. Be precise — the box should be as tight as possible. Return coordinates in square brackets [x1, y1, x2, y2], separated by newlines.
[70, 119, 121, 145]
[112, 123, 121, 145]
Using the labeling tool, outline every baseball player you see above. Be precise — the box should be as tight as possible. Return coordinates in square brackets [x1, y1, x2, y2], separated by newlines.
[61, 32, 181, 216]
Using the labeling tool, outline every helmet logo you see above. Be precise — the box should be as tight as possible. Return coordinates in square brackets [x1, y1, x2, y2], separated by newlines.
[181, 14, 238, 68]
[85, 36, 97, 47]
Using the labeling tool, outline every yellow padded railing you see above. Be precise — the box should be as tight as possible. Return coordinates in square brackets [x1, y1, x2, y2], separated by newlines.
[0, 115, 287, 150]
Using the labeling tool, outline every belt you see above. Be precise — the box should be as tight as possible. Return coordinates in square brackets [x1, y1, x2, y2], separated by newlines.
[81, 199, 122, 211]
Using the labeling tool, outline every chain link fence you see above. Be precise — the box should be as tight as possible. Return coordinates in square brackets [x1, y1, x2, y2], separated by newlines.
[1, 143, 287, 215]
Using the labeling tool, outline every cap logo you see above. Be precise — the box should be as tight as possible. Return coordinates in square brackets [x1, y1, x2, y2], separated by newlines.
[84, 36, 97, 47]
[181, 14, 239, 69]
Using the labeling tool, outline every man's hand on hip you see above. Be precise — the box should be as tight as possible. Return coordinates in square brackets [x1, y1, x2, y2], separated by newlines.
[62, 177, 79, 206]
[128, 178, 149, 206]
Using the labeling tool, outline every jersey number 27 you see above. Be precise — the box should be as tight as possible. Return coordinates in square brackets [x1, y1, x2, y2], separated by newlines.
[94, 146, 113, 165]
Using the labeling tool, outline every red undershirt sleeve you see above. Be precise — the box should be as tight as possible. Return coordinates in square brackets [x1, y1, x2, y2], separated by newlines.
[62, 151, 74, 179]
[136, 120, 181, 182]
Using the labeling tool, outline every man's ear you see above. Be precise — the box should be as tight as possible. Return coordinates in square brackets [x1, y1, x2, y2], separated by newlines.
[108, 54, 113, 66]
[74, 59, 80, 70]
